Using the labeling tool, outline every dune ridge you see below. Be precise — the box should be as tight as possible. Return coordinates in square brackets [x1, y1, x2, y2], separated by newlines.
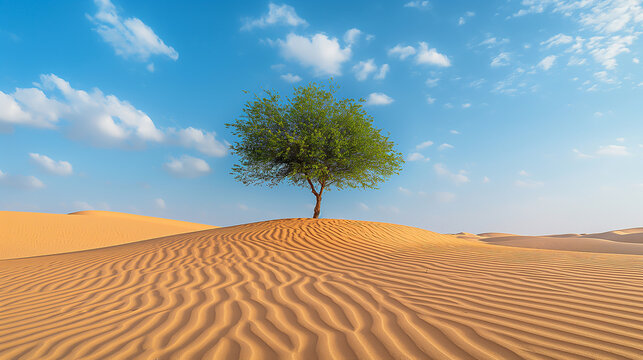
[464, 227, 643, 255]
[1, 218, 642, 359]
[0, 210, 215, 260]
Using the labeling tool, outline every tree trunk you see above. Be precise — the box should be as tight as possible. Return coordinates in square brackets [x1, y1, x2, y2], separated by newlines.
[313, 194, 322, 219]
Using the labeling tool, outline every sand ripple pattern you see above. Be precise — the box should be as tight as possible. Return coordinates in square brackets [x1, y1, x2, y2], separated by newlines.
[1, 219, 642, 359]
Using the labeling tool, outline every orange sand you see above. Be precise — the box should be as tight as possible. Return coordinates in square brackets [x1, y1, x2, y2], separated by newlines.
[0, 215, 642, 359]
[0, 210, 215, 259]
[461, 228, 643, 255]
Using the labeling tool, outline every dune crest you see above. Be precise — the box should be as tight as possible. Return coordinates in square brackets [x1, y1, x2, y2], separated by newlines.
[0, 211, 215, 260]
[1, 218, 642, 359]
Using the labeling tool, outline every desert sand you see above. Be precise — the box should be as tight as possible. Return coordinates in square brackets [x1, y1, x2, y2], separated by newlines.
[459, 228, 643, 255]
[0, 214, 642, 359]
[0, 210, 215, 260]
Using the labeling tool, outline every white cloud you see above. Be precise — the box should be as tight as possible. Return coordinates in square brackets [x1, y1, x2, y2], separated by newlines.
[358, 202, 369, 211]
[616, 137, 625, 143]
[634, 57, 640, 63]
[483, 176, 490, 183]
[594, 70, 617, 83]
[1, 74, 227, 155]
[398, 186, 412, 195]
[72, 201, 93, 210]
[242, 3, 306, 30]
[343, 28, 362, 45]
[388, 44, 416, 60]
[367, 92, 394, 106]
[587, 35, 634, 69]
[416, 140, 433, 149]
[491, 52, 511, 67]
[0, 170, 44, 189]
[573, 148, 594, 158]
[416, 42, 451, 67]
[404, 1, 430, 9]
[596, 144, 630, 156]
[426, 95, 436, 104]
[438, 143, 454, 151]
[163, 155, 211, 178]
[29, 153, 73, 176]
[450, 130, 460, 135]
[406, 152, 428, 162]
[281, 73, 302, 83]
[277, 33, 351, 76]
[538, 55, 557, 70]
[0, 88, 67, 129]
[519, 170, 529, 176]
[352, 59, 377, 81]
[434, 163, 469, 184]
[480, 37, 509, 47]
[374, 64, 389, 80]
[594, 111, 604, 117]
[155, 198, 166, 209]
[425, 78, 439, 87]
[166, 127, 228, 157]
[461, 103, 471, 109]
[458, 17, 466, 25]
[88, 0, 178, 62]
[541, 33, 573, 47]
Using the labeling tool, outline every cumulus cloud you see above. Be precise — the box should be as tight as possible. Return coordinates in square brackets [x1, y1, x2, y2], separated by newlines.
[366, 92, 394, 106]
[538, 55, 557, 70]
[88, 0, 178, 62]
[166, 127, 228, 157]
[438, 143, 454, 150]
[2, 74, 226, 156]
[374, 64, 389, 80]
[388, 42, 450, 67]
[163, 155, 211, 178]
[343, 28, 362, 45]
[0, 170, 44, 189]
[426, 95, 436, 104]
[416, 140, 433, 149]
[434, 163, 469, 184]
[416, 42, 451, 66]
[596, 144, 629, 156]
[277, 33, 351, 76]
[388, 44, 416, 60]
[242, 3, 306, 30]
[29, 153, 73, 176]
[352, 60, 389, 81]
[0, 88, 67, 129]
[352, 59, 377, 81]
[280, 73, 302, 83]
[407, 152, 428, 162]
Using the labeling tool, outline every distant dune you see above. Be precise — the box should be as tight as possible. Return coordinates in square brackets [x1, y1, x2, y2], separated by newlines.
[1, 216, 641, 359]
[0, 210, 215, 259]
[459, 228, 643, 255]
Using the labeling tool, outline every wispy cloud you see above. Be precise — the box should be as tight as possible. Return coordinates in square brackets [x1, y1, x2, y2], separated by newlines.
[242, 3, 306, 30]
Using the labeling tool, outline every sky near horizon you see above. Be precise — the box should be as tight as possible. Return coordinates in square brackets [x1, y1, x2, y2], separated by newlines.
[1, 0, 642, 235]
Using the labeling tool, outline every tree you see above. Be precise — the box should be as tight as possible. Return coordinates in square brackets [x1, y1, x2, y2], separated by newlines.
[226, 81, 404, 219]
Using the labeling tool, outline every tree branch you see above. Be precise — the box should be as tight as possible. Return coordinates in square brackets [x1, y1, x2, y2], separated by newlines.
[307, 177, 318, 196]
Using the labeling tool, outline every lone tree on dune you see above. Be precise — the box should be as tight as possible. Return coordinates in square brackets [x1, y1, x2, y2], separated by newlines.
[226, 81, 404, 219]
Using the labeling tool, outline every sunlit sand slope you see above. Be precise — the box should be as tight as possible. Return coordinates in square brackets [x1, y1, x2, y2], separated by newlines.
[0, 211, 215, 259]
[1, 219, 642, 359]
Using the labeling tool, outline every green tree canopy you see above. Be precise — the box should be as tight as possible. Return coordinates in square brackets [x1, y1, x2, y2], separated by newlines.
[226, 81, 404, 218]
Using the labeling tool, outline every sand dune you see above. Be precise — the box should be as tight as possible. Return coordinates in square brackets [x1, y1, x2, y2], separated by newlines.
[0, 210, 215, 259]
[1, 218, 642, 359]
[462, 228, 643, 255]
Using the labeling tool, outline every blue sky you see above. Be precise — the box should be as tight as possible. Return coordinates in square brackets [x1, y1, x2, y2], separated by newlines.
[1, 0, 642, 234]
